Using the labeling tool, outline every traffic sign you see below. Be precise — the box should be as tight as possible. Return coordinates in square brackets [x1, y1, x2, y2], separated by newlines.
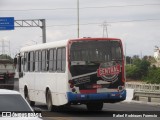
[0, 17, 14, 30]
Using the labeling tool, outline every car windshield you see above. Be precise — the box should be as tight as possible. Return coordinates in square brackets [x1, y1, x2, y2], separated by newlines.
[70, 40, 122, 63]
[0, 94, 32, 111]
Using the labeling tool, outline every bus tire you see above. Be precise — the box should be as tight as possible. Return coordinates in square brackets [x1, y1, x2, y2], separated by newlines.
[46, 90, 54, 111]
[24, 87, 35, 106]
[86, 102, 103, 111]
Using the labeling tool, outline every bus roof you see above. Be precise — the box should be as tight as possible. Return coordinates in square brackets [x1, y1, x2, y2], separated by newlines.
[20, 38, 121, 52]
[20, 39, 69, 52]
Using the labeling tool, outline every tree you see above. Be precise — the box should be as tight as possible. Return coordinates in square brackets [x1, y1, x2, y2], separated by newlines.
[139, 60, 150, 77]
[144, 67, 160, 84]
[132, 58, 141, 67]
[0, 54, 13, 60]
[126, 56, 132, 64]
[132, 55, 139, 59]
[126, 58, 150, 80]
[126, 65, 141, 80]
[126, 55, 160, 83]
[142, 55, 156, 63]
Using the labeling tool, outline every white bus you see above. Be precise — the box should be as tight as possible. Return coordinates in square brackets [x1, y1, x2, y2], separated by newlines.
[14, 38, 126, 111]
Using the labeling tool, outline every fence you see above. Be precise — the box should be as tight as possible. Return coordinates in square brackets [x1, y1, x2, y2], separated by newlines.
[125, 82, 160, 92]
[125, 82, 160, 102]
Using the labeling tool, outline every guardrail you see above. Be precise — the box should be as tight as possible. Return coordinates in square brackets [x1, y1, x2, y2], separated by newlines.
[125, 82, 160, 92]
[125, 82, 160, 102]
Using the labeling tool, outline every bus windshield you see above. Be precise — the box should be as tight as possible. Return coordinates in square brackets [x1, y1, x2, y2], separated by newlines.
[70, 40, 122, 63]
[70, 40, 123, 77]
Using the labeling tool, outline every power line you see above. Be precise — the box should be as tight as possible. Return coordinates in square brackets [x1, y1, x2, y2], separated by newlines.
[46, 18, 160, 27]
[0, 3, 160, 12]
[0, 39, 10, 56]
[100, 21, 110, 38]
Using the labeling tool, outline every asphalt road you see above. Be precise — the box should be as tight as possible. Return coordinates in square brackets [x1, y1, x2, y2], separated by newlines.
[14, 79, 160, 120]
[34, 102, 160, 120]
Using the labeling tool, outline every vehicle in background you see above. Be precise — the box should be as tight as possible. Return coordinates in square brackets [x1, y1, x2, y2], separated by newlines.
[0, 59, 15, 90]
[14, 38, 126, 111]
[0, 89, 42, 120]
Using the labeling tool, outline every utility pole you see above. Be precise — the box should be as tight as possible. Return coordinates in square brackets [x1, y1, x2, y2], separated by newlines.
[2, 39, 4, 54]
[140, 51, 143, 59]
[41, 19, 46, 43]
[77, 0, 80, 38]
[8, 40, 10, 56]
[100, 21, 109, 37]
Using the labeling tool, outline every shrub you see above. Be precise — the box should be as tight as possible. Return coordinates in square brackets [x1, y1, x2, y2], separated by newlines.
[143, 68, 160, 84]
[125, 65, 141, 80]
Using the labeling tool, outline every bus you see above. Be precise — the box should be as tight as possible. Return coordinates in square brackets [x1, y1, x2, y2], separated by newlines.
[14, 38, 126, 111]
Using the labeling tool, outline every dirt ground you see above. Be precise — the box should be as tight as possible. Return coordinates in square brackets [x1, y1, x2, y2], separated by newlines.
[126, 79, 146, 83]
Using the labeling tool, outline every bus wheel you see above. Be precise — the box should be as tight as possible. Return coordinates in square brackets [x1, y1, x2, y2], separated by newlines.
[46, 90, 54, 111]
[86, 102, 103, 111]
[24, 88, 35, 106]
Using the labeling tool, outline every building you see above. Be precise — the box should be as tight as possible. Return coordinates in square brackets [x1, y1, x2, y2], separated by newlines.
[154, 46, 160, 67]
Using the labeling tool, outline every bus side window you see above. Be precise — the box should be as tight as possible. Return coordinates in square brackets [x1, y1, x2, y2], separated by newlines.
[53, 49, 57, 71]
[49, 49, 56, 72]
[42, 50, 46, 71]
[62, 48, 66, 72]
[21, 57, 24, 72]
[57, 48, 62, 72]
[42, 50, 48, 71]
[35, 51, 39, 72]
[28, 52, 30, 71]
[57, 47, 66, 72]
[38, 51, 42, 71]
[49, 49, 54, 71]
[17, 56, 21, 72]
[46, 50, 49, 71]
[29, 51, 34, 72]
[24, 52, 28, 72]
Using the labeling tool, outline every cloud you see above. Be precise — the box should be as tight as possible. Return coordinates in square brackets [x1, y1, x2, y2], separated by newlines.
[47, 30, 63, 41]
[0, 0, 160, 57]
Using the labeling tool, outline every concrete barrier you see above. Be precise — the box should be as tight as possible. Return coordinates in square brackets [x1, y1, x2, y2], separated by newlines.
[124, 88, 134, 102]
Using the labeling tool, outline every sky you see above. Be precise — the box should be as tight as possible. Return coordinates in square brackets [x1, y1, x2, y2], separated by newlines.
[0, 0, 160, 57]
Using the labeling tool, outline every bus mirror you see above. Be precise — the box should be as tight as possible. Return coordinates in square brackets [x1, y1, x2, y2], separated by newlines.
[14, 58, 17, 65]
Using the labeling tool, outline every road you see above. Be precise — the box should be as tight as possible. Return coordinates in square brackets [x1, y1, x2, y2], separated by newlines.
[34, 102, 160, 120]
[14, 79, 160, 120]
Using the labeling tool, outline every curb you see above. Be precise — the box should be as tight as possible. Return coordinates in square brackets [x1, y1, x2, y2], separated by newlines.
[122, 100, 160, 106]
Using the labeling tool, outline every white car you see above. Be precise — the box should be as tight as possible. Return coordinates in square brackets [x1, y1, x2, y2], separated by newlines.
[0, 89, 42, 120]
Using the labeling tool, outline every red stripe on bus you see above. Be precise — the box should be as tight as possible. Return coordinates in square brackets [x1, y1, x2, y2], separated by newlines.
[80, 89, 96, 94]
